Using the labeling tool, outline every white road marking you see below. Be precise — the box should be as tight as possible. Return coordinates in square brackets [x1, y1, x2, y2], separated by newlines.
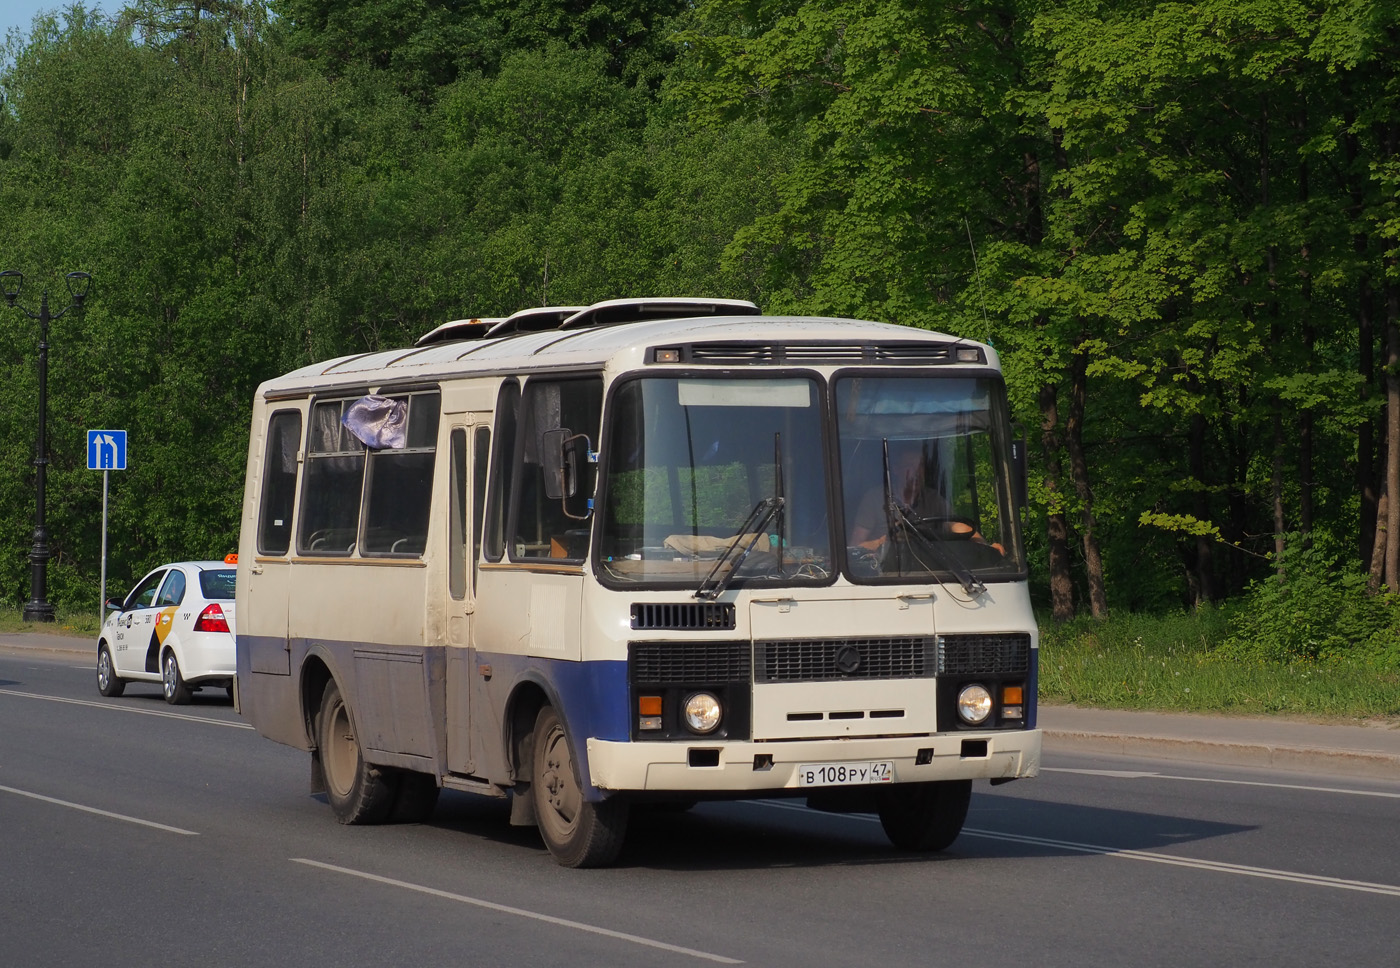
[1044, 766, 1400, 799]
[753, 800, 1400, 898]
[958, 828, 1400, 896]
[0, 783, 199, 835]
[292, 858, 744, 964]
[0, 688, 253, 729]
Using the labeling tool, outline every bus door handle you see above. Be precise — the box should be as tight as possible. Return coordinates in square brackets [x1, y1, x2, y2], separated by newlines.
[897, 593, 933, 610]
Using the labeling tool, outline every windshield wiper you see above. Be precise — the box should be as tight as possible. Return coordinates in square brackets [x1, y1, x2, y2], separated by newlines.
[694, 495, 784, 601]
[878, 438, 985, 597]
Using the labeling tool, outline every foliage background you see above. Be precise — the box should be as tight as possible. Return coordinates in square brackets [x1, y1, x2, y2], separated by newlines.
[1, 0, 1398, 667]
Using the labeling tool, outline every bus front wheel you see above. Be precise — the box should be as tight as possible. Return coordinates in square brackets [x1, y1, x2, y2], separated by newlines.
[315, 680, 398, 824]
[531, 705, 628, 868]
[876, 779, 972, 852]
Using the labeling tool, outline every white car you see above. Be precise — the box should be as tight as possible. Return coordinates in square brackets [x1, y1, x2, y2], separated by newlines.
[96, 559, 237, 704]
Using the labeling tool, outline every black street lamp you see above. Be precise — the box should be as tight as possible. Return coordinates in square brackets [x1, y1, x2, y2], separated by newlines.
[0, 269, 91, 622]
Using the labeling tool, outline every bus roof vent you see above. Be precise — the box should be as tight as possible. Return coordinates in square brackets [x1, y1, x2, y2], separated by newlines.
[483, 306, 587, 339]
[416, 317, 504, 346]
[631, 602, 737, 631]
[561, 297, 759, 331]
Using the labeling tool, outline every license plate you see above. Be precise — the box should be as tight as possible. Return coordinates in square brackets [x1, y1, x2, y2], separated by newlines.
[796, 760, 894, 787]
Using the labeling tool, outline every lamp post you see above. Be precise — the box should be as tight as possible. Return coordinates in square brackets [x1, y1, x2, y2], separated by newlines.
[0, 269, 91, 622]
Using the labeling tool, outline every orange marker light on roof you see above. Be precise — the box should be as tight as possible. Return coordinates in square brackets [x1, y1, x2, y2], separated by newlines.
[224, 553, 238, 564]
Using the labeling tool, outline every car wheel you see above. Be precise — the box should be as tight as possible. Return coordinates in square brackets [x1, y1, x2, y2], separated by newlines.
[96, 645, 125, 698]
[531, 705, 628, 868]
[876, 779, 971, 852]
[314, 680, 398, 824]
[162, 650, 192, 705]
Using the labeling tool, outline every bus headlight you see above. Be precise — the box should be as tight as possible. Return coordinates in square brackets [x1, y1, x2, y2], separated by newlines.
[682, 692, 723, 734]
[956, 684, 993, 725]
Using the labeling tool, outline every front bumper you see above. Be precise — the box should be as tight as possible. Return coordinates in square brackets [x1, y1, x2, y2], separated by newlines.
[587, 728, 1040, 792]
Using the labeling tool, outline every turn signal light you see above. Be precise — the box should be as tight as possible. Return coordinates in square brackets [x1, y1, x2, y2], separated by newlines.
[1002, 684, 1024, 720]
[639, 695, 663, 731]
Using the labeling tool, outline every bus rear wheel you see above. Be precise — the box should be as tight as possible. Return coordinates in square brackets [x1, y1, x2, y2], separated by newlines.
[315, 680, 398, 824]
[531, 705, 628, 868]
[876, 779, 972, 852]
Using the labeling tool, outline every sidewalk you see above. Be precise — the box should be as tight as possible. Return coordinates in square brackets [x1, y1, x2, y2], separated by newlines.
[3, 632, 1396, 781]
[0, 631, 94, 654]
[1040, 704, 1400, 781]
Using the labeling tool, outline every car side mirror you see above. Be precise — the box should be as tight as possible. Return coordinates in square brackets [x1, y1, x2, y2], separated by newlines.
[104, 597, 124, 613]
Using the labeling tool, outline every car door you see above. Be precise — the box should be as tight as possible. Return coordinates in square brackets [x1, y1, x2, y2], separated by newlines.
[151, 567, 189, 668]
[110, 568, 167, 677]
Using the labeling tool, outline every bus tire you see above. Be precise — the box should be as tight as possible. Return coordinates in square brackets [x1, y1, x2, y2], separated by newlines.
[876, 779, 972, 852]
[531, 705, 628, 868]
[389, 769, 441, 823]
[315, 680, 398, 824]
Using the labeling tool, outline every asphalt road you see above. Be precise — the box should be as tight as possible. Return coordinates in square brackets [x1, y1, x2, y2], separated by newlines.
[2, 645, 1398, 967]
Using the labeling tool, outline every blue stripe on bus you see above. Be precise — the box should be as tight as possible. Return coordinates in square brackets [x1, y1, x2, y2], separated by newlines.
[475, 651, 630, 799]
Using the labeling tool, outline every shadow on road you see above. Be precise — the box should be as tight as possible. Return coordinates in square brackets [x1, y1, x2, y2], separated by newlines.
[416, 787, 1252, 872]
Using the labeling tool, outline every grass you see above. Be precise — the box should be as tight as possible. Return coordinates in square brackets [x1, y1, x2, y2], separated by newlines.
[0, 607, 101, 639]
[1039, 608, 1400, 723]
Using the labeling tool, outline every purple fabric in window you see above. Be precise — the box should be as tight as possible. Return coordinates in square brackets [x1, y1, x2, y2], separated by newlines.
[342, 394, 407, 450]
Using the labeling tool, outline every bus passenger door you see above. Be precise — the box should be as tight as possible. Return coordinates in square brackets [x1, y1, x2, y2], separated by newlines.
[445, 420, 490, 775]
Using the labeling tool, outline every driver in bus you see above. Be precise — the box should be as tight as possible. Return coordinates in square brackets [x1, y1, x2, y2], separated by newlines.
[848, 441, 1002, 556]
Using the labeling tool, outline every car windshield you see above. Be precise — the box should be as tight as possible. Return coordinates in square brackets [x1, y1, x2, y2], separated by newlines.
[199, 569, 236, 600]
[835, 374, 1025, 583]
[598, 376, 832, 587]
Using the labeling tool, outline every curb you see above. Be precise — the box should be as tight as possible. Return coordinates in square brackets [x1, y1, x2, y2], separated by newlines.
[1043, 728, 1400, 781]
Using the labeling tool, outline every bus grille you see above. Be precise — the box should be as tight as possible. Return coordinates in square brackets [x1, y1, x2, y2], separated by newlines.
[630, 602, 736, 631]
[630, 642, 751, 683]
[936, 633, 1032, 675]
[755, 637, 935, 683]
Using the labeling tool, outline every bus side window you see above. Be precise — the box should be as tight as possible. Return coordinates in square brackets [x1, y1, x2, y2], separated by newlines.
[298, 400, 365, 555]
[449, 428, 467, 599]
[361, 391, 440, 555]
[472, 426, 490, 584]
[512, 377, 602, 561]
[259, 409, 302, 555]
[446, 422, 489, 595]
[484, 382, 520, 561]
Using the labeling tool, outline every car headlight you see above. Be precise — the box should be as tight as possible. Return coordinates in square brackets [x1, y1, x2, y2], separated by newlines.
[956, 683, 993, 725]
[682, 692, 723, 734]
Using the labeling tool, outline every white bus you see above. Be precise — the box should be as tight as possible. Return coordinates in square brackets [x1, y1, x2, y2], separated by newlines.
[234, 297, 1040, 867]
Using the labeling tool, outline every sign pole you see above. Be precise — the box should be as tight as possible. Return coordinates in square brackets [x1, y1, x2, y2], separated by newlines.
[100, 468, 109, 619]
[87, 429, 126, 619]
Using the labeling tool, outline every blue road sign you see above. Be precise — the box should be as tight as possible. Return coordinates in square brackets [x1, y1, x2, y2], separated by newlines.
[87, 430, 127, 471]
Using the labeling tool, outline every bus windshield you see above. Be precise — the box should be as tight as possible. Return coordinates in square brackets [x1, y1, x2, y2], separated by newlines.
[835, 374, 1025, 582]
[598, 376, 833, 587]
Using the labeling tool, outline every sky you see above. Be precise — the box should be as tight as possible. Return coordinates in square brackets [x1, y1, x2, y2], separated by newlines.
[2, 2, 112, 45]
